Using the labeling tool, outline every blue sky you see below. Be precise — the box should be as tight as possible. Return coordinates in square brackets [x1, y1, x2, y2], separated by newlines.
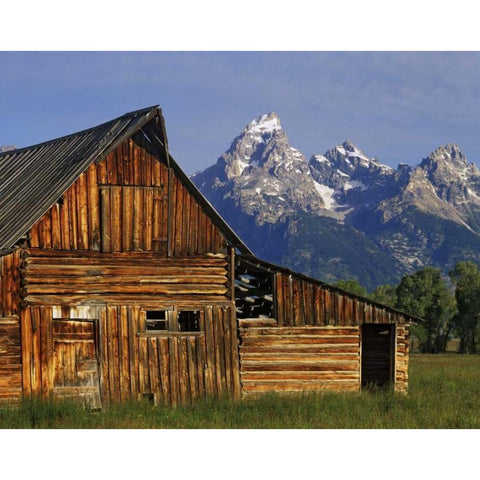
[1, 51, 480, 174]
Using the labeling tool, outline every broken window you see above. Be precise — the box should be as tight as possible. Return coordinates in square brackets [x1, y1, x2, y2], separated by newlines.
[177, 310, 200, 332]
[144, 309, 201, 333]
[145, 310, 169, 331]
[235, 261, 274, 319]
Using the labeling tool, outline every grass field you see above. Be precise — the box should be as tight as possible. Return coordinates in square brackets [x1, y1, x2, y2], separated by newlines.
[1, 354, 479, 428]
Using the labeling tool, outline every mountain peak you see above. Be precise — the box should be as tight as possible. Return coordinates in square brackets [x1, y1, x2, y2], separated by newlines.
[342, 139, 357, 149]
[427, 143, 466, 167]
[244, 112, 282, 135]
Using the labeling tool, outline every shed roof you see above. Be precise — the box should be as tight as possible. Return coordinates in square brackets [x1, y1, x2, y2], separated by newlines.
[0, 106, 252, 254]
[238, 254, 419, 323]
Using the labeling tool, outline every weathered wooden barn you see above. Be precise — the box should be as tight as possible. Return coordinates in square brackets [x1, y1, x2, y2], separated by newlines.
[0, 106, 414, 407]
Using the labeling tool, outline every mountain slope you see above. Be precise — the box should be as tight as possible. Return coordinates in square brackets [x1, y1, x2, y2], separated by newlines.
[192, 113, 480, 290]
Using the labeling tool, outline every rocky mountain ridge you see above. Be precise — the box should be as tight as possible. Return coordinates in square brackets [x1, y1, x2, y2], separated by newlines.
[192, 113, 480, 290]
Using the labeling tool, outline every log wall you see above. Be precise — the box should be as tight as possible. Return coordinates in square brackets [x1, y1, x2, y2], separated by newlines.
[22, 249, 229, 305]
[275, 272, 405, 326]
[27, 137, 228, 256]
[239, 325, 361, 394]
[21, 304, 240, 405]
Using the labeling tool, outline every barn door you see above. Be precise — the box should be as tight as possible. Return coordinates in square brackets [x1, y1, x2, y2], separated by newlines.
[52, 318, 102, 409]
[361, 324, 395, 388]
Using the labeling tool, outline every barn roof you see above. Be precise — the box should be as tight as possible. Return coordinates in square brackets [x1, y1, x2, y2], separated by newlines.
[0, 106, 252, 254]
[238, 254, 420, 323]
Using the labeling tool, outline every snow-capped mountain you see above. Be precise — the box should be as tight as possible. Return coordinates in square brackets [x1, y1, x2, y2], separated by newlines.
[192, 113, 324, 225]
[193, 113, 480, 290]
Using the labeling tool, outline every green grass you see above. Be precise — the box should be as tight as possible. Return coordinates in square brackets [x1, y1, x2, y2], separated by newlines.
[1, 354, 479, 428]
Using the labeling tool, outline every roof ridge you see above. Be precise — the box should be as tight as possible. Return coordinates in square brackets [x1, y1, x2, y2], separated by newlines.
[0, 105, 159, 158]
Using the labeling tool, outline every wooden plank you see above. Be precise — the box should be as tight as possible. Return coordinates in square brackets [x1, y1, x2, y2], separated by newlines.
[240, 327, 359, 336]
[87, 164, 100, 250]
[148, 337, 162, 404]
[158, 336, 170, 404]
[77, 173, 89, 250]
[167, 168, 174, 257]
[174, 177, 183, 256]
[182, 182, 190, 256]
[21, 309, 32, 395]
[187, 336, 198, 400]
[169, 336, 179, 406]
[107, 307, 119, 402]
[119, 306, 130, 401]
[127, 307, 138, 399]
[50, 203, 61, 249]
[179, 336, 190, 403]
[68, 184, 78, 250]
[132, 187, 143, 251]
[204, 306, 215, 397]
[40, 306, 53, 398]
[195, 334, 206, 399]
[241, 362, 359, 372]
[215, 307, 227, 394]
[122, 186, 133, 251]
[222, 307, 232, 394]
[100, 187, 111, 253]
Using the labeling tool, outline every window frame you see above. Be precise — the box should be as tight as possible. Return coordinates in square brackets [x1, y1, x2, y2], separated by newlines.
[141, 306, 203, 335]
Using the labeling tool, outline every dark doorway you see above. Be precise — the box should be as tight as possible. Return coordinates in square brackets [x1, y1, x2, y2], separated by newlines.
[361, 324, 395, 388]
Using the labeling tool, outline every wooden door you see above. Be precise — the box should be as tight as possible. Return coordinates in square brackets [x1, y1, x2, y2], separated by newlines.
[52, 318, 102, 409]
[361, 324, 395, 388]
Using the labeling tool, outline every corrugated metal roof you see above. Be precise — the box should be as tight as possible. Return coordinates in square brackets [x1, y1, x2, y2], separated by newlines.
[0, 106, 159, 250]
[237, 254, 419, 323]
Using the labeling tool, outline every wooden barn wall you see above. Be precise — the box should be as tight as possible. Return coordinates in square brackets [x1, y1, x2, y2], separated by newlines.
[239, 325, 361, 394]
[395, 324, 409, 393]
[0, 252, 22, 400]
[27, 137, 228, 256]
[0, 319, 22, 401]
[22, 249, 229, 306]
[275, 272, 407, 326]
[21, 304, 240, 404]
[0, 251, 21, 318]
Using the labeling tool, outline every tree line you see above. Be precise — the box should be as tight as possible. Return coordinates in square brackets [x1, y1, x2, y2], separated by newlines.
[335, 261, 480, 354]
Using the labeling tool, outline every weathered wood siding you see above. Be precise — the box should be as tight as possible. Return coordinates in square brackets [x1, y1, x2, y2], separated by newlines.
[0, 251, 20, 317]
[239, 325, 361, 394]
[275, 272, 406, 326]
[27, 136, 228, 256]
[0, 319, 22, 400]
[0, 251, 22, 400]
[22, 249, 229, 305]
[21, 304, 240, 404]
[395, 324, 409, 393]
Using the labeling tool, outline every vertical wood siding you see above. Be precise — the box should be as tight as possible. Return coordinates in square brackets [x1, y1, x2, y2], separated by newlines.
[0, 319, 22, 400]
[275, 272, 403, 327]
[0, 251, 22, 400]
[20, 304, 240, 405]
[395, 324, 410, 393]
[0, 251, 20, 318]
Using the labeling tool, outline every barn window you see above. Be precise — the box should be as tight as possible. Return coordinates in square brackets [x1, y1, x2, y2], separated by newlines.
[144, 309, 201, 333]
[145, 310, 169, 331]
[177, 310, 200, 332]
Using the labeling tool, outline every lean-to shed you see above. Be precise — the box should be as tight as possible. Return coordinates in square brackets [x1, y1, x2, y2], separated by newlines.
[0, 106, 415, 406]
